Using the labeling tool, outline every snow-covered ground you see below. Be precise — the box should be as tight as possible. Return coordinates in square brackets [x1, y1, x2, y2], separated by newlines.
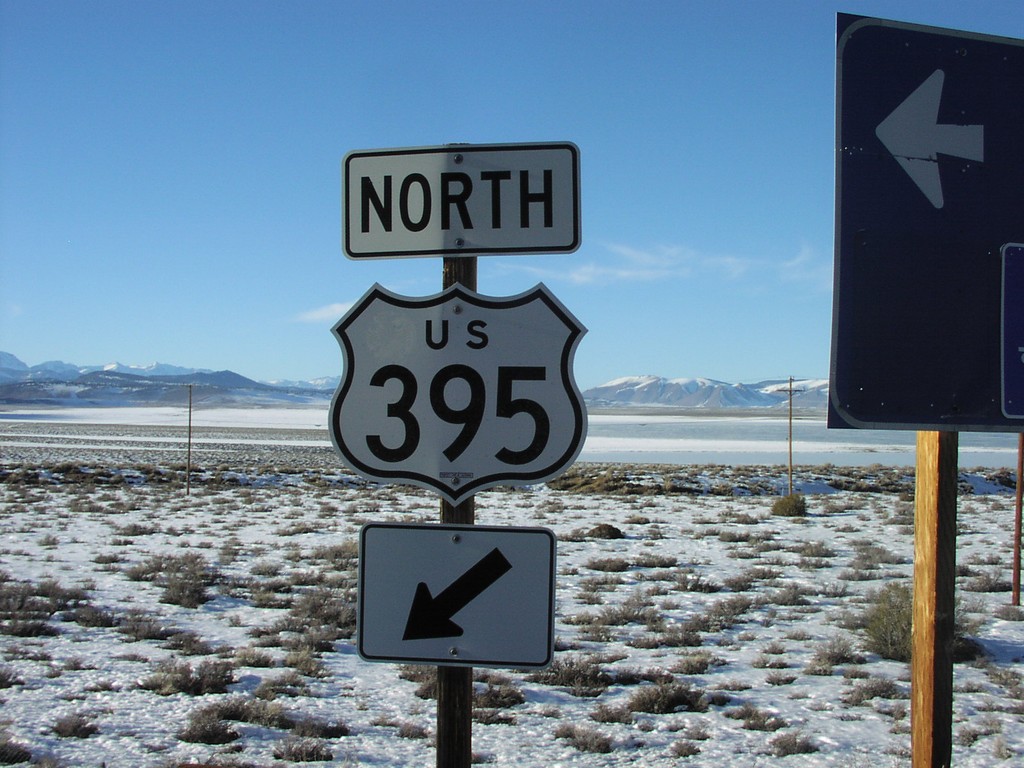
[0, 416, 1022, 767]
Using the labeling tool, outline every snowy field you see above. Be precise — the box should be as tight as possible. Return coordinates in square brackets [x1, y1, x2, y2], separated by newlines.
[0, 410, 1022, 766]
[1, 404, 1019, 468]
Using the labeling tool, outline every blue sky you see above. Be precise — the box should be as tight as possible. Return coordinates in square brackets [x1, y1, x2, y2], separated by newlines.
[1, 1, 1021, 389]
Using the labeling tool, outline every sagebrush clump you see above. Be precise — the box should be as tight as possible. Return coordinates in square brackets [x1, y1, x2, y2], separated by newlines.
[771, 493, 807, 517]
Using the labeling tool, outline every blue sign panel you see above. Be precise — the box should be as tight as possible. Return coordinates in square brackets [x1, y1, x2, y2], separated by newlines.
[1002, 244, 1024, 419]
[831, 14, 1024, 431]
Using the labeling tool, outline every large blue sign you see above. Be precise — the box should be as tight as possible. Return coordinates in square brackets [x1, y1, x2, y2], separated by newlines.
[831, 14, 1024, 431]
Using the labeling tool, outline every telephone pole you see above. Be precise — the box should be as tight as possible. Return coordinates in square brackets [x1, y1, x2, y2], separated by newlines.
[787, 377, 804, 495]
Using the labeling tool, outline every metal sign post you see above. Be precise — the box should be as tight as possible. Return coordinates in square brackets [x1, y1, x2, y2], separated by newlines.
[439, 255, 475, 768]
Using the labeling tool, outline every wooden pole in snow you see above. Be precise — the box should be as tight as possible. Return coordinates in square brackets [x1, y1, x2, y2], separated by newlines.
[436, 255, 477, 768]
[911, 430, 958, 768]
[186, 384, 193, 496]
[788, 377, 795, 495]
[1013, 433, 1022, 606]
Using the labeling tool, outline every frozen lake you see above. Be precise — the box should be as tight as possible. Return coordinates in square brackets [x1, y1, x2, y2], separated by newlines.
[1, 405, 1019, 468]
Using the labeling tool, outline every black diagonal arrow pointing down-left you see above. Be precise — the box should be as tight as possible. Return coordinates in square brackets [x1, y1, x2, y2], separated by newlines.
[402, 548, 513, 641]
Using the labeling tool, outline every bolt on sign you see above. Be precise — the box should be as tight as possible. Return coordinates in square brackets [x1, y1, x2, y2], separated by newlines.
[329, 282, 587, 505]
[342, 143, 580, 259]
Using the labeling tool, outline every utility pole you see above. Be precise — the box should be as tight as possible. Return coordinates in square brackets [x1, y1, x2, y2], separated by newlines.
[787, 377, 803, 495]
[186, 383, 193, 496]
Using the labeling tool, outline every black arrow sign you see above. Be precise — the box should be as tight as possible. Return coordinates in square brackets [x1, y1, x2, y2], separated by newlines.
[402, 548, 513, 641]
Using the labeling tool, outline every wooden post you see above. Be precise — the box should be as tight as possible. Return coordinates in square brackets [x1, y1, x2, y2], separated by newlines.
[912, 430, 958, 768]
[788, 376, 794, 495]
[1014, 433, 1022, 607]
[436, 256, 477, 768]
[186, 384, 193, 496]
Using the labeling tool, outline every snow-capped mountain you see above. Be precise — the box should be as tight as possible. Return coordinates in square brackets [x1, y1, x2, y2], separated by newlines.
[1, 352, 827, 410]
[98, 361, 212, 378]
[0, 353, 334, 407]
[583, 375, 828, 409]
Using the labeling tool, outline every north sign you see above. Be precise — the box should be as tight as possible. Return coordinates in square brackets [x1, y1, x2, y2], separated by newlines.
[831, 14, 1024, 431]
[342, 143, 580, 258]
[329, 282, 587, 504]
[358, 523, 556, 668]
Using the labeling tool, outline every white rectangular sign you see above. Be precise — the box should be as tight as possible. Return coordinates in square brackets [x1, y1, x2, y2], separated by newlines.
[358, 523, 556, 668]
[343, 142, 580, 259]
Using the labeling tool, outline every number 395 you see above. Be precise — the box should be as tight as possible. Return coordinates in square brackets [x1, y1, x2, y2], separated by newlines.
[366, 365, 550, 466]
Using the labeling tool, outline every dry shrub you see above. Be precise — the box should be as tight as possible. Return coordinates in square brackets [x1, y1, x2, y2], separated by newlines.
[814, 634, 863, 666]
[291, 717, 350, 738]
[51, 713, 99, 738]
[235, 646, 276, 667]
[725, 702, 787, 731]
[273, 736, 333, 761]
[861, 583, 913, 661]
[397, 722, 429, 740]
[473, 708, 516, 726]
[117, 609, 174, 642]
[770, 731, 818, 756]
[285, 648, 329, 679]
[0, 732, 32, 763]
[842, 676, 904, 706]
[69, 604, 118, 628]
[164, 631, 219, 656]
[126, 553, 219, 608]
[525, 654, 611, 697]
[474, 682, 525, 709]
[140, 658, 235, 696]
[672, 740, 701, 757]
[584, 557, 630, 573]
[590, 703, 633, 724]
[0, 666, 24, 688]
[177, 708, 240, 745]
[671, 651, 722, 675]
[255, 670, 309, 700]
[771, 494, 807, 517]
[627, 682, 707, 714]
[586, 523, 624, 539]
[554, 723, 612, 753]
[211, 696, 295, 729]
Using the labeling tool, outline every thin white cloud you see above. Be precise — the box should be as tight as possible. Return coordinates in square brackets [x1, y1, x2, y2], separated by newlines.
[778, 244, 833, 291]
[294, 302, 354, 323]
[568, 242, 753, 285]
[495, 241, 821, 289]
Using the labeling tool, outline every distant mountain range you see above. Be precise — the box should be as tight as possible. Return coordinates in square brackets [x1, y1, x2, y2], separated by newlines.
[0, 352, 334, 407]
[584, 375, 828, 410]
[0, 353, 827, 410]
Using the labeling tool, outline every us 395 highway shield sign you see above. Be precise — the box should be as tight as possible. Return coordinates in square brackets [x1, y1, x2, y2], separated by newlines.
[329, 283, 587, 504]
